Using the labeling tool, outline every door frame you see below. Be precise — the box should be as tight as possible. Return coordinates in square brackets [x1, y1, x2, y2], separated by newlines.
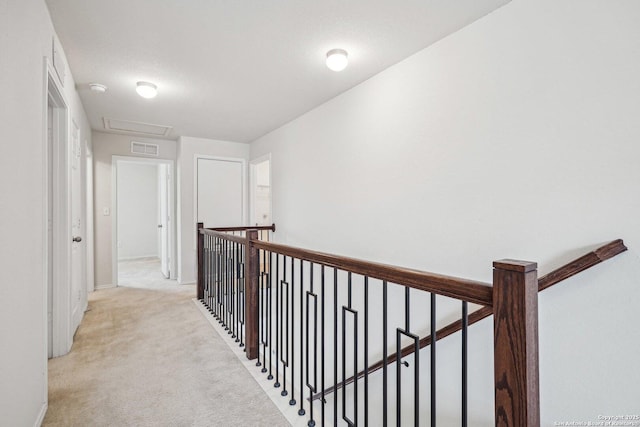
[111, 156, 176, 286]
[43, 58, 73, 360]
[193, 154, 248, 245]
[249, 154, 272, 226]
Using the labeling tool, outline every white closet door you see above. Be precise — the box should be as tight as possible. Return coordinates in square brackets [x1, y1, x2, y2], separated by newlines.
[197, 158, 244, 227]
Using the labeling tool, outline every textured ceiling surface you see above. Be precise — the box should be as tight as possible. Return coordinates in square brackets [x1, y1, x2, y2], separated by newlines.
[46, 0, 510, 142]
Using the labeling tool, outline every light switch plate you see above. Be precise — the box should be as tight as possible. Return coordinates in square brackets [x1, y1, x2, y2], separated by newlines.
[103, 207, 110, 216]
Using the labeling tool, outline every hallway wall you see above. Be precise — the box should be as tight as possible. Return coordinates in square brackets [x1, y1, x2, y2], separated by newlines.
[250, 0, 640, 422]
[0, 0, 92, 425]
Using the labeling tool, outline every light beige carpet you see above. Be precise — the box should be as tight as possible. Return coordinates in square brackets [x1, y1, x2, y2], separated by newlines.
[43, 285, 289, 427]
[118, 258, 177, 290]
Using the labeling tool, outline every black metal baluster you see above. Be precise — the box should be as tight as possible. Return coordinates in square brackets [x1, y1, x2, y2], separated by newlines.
[306, 262, 317, 426]
[431, 293, 436, 427]
[299, 259, 305, 416]
[228, 239, 232, 330]
[208, 235, 213, 311]
[267, 250, 274, 378]
[258, 247, 266, 369]
[462, 301, 468, 427]
[204, 235, 213, 313]
[405, 287, 410, 332]
[274, 253, 280, 387]
[320, 265, 325, 427]
[333, 268, 338, 427]
[281, 256, 289, 397]
[396, 327, 420, 427]
[397, 285, 411, 427]
[342, 271, 357, 427]
[216, 237, 221, 320]
[203, 234, 208, 306]
[232, 242, 237, 340]
[237, 241, 241, 343]
[214, 237, 218, 312]
[364, 276, 369, 426]
[289, 256, 296, 405]
[231, 241, 236, 338]
[383, 280, 388, 427]
[224, 239, 228, 327]
[237, 240, 241, 343]
[214, 236, 217, 312]
[228, 239, 232, 329]
[203, 234, 208, 307]
[239, 242, 245, 348]
[223, 239, 228, 329]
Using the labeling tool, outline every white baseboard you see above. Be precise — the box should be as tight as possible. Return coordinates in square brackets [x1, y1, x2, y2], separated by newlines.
[95, 283, 116, 290]
[178, 280, 195, 286]
[34, 402, 47, 427]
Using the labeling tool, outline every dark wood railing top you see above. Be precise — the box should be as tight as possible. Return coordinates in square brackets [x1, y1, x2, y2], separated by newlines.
[200, 228, 248, 244]
[251, 240, 493, 306]
[206, 224, 276, 233]
[538, 239, 626, 291]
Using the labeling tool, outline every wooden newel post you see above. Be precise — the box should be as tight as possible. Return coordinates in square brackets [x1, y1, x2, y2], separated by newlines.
[493, 260, 540, 427]
[244, 229, 260, 360]
[197, 222, 204, 300]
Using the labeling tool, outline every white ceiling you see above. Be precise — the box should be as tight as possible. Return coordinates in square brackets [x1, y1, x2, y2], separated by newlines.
[46, 0, 510, 143]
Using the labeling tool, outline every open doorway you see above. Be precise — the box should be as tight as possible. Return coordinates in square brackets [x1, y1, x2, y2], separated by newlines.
[112, 156, 176, 289]
[249, 155, 271, 226]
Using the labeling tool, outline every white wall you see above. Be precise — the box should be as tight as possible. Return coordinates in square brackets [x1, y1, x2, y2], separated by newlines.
[93, 131, 177, 287]
[176, 136, 249, 284]
[0, 0, 92, 424]
[116, 162, 159, 260]
[251, 0, 640, 423]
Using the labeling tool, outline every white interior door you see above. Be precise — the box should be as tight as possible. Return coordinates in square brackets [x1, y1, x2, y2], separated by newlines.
[197, 158, 244, 227]
[70, 121, 84, 330]
[158, 164, 170, 277]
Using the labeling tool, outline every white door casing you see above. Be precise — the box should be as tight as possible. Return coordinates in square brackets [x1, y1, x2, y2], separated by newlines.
[159, 164, 170, 278]
[111, 156, 176, 285]
[44, 59, 75, 360]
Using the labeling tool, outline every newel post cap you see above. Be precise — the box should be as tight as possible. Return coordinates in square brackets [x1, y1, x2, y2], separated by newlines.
[493, 259, 537, 273]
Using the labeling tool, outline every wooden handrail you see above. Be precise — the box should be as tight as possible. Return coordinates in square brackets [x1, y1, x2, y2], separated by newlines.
[200, 228, 248, 244]
[207, 224, 276, 232]
[252, 240, 493, 306]
[310, 239, 627, 402]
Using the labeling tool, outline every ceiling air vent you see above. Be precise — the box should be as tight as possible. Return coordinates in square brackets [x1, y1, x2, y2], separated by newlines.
[131, 141, 159, 157]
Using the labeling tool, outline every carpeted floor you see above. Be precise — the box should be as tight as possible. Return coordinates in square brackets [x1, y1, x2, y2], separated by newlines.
[43, 285, 290, 426]
[118, 258, 177, 290]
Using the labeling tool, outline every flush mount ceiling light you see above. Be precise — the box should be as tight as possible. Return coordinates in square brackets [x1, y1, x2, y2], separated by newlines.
[326, 48, 348, 72]
[89, 83, 107, 93]
[136, 81, 158, 99]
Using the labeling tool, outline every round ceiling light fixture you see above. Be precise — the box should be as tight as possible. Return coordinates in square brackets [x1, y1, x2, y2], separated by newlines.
[136, 81, 158, 99]
[326, 48, 348, 72]
[89, 83, 107, 93]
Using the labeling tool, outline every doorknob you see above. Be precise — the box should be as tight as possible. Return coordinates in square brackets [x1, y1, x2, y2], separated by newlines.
[157, 224, 163, 228]
[72, 236, 82, 242]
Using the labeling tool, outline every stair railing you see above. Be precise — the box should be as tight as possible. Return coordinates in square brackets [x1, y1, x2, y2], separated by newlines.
[313, 239, 627, 405]
[195, 223, 603, 426]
